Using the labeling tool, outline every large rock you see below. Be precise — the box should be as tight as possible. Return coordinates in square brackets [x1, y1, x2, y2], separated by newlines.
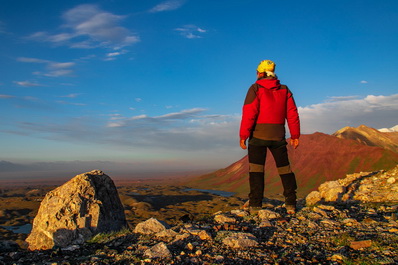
[306, 165, 398, 205]
[26, 170, 127, 250]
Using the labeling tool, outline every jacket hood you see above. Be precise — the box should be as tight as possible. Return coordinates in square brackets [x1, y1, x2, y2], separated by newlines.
[256, 78, 280, 89]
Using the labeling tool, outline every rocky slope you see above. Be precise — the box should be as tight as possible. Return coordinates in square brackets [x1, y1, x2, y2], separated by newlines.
[186, 131, 398, 197]
[1, 166, 398, 264]
[333, 124, 398, 153]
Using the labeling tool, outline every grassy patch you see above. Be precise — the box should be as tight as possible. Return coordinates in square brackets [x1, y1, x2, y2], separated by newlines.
[87, 227, 132, 244]
[331, 232, 355, 247]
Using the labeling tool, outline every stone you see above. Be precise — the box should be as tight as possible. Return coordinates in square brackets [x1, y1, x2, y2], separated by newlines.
[155, 229, 179, 239]
[222, 232, 258, 248]
[319, 181, 345, 202]
[305, 191, 322, 206]
[350, 240, 372, 250]
[134, 218, 169, 234]
[258, 209, 281, 220]
[258, 220, 272, 227]
[387, 177, 396, 184]
[230, 209, 249, 217]
[313, 207, 329, 217]
[214, 214, 236, 224]
[144, 242, 172, 258]
[26, 170, 126, 250]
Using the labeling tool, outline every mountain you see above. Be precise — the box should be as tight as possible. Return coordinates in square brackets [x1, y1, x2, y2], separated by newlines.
[185, 131, 398, 197]
[379, 124, 398, 132]
[333, 124, 398, 153]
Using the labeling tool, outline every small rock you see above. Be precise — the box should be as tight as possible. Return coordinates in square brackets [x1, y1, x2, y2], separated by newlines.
[387, 177, 396, 184]
[350, 240, 372, 250]
[198, 230, 212, 241]
[313, 207, 329, 217]
[222, 232, 258, 249]
[305, 191, 322, 206]
[214, 214, 236, 224]
[155, 229, 179, 240]
[134, 217, 170, 234]
[230, 209, 249, 217]
[331, 254, 345, 261]
[144, 242, 172, 258]
[258, 220, 272, 227]
[258, 209, 281, 220]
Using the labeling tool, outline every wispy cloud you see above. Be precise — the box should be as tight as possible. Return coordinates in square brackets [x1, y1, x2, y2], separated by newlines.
[149, 0, 185, 13]
[104, 50, 128, 61]
[360, 80, 368, 84]
[0, 94, 15, 99]
[175, 25, 207, 39]
[17, 57, 75, 77]
[4, 94, 398, 167]
[13, 81, 42, 87]
[59, 93, 81, 98]
[299, 94, 398, 134]
[0, 21, 7, 34]
[326, 95, 360, 102]
[56, 100, 86, 106]
[28, 4, 139, 50]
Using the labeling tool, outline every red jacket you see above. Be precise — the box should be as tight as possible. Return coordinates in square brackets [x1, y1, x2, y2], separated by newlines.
[239, 78, 300, 141]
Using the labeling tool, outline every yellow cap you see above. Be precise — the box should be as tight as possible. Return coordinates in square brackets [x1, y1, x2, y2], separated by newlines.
[257, 60, 276, 73]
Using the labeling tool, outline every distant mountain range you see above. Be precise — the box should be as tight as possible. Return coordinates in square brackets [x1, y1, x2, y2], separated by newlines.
[185, 125, 398, 198]
[333, 125, 398, 153]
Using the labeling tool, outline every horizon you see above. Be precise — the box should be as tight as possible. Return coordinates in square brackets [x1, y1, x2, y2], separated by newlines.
[1, 0, 398, 181]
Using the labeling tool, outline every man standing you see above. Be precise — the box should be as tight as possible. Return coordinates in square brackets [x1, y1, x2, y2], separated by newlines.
[239, 60, 300, 214]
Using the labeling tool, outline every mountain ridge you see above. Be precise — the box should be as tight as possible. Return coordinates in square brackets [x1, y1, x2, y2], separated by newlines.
[185, 126, 398, 197]
[333, 124, 398, 153]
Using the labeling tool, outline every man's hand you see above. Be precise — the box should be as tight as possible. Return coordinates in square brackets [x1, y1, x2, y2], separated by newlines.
[240, 139, 247, 150]
[290, 138, 299, 149]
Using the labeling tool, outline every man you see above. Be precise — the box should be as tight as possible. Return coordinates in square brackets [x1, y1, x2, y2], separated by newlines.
[239, 60, 300, 214]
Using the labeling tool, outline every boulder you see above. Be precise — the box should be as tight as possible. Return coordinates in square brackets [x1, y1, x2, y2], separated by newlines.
[26, 170, 126, 250]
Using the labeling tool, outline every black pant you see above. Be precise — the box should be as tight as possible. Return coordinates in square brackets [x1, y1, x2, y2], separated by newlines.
[248, 139, 297, 207]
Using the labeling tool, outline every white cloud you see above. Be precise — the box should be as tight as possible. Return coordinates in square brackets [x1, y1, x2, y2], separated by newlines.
[17, 57, 49, 63]
[5, 94, 398, 170]
[135, 98, 142, 102]
[360, 80, 368, 84]
[175, 25, 207, 39]
[326, 95, 360, 102]
[59, 93, 80, 98]
[0, 94, 15, 99]
[299, 94, 398, 134]
[28, 4, 139, 50]
[149, 0, 185, 13]
[56, 100, 86, 106]
[17, 57, 75, 77]
[14, 81, 42, 87]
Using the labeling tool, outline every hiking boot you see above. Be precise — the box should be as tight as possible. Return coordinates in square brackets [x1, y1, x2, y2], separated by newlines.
[285, 204, 296, 215]
[249, 207, 262, 215]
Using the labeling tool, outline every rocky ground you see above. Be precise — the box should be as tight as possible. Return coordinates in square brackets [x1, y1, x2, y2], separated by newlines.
[1, 198, 398, 265]
[1, 166, 398, 264]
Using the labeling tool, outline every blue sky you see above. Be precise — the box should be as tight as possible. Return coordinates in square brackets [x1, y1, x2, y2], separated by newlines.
[1, 0, 398, 180]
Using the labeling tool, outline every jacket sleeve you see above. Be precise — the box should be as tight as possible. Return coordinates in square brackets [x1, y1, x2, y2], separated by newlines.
[239, 84, 259, 140]
[286, 88, 300, 139]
